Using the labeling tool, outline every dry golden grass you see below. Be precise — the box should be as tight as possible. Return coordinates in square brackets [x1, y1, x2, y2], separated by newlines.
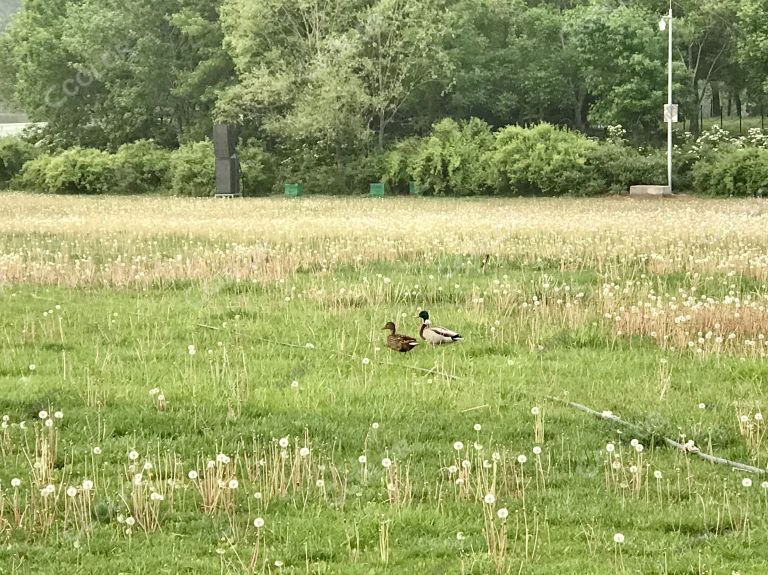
[3, 193, 768, 288]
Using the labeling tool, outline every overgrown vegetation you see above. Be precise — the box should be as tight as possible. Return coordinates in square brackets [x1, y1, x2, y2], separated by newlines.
[0, 0, 766, 195]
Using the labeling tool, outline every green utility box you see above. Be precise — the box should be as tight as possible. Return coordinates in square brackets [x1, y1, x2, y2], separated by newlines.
[284, 183, 303, 197]
[408, 181, 422, 195]
[370, 183, 385, 197]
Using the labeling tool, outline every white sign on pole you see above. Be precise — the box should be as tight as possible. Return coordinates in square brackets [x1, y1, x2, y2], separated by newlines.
[664, 104, 678, 123]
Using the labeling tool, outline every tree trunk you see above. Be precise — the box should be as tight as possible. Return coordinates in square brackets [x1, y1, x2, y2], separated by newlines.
[711, 82, 721, 116]
[688, 104, 700, 135]
[377, 113, 386, 151]
[574, 92, 586, 131]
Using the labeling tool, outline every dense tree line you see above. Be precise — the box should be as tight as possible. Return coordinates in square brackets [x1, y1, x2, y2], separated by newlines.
[0, 0, 767, 193]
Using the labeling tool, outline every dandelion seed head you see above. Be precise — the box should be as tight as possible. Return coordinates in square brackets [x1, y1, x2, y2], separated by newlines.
[517, 454, 527, 464]
[473, 423, 482, 432]
[654, 470, 663, 479]
[66, 486, 77, 497]
[38, 410, 48, 420]
[11, 478, 21, 488]
[453, 441, 464, 451]
[82, 480, 94, 491]
[497, 507, 509, 520]
[53, 411, 63, 419]
[484, 493, 496, 505]
[531, 406, 541, 416]
[533, 446, 542, 455]
[228, 479, 239, 489]
[381, 458, 392, 469]
[742, 478, 753, 488]
[613, 533, 625, 544]
[253, 517, 265, 528]
[125, 517, 135, 527]
[278, 437, 289, 449]
[299, 447, 310, 458]
[128, 450, 139, 461]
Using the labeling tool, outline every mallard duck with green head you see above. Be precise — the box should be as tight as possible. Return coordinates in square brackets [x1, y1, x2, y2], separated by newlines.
[418, 310, 463, 345]
[383, 321, 419, 352]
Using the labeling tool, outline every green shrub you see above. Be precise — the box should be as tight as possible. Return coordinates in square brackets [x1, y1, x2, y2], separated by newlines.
[691, 148, 768, 196]
[583, 143, 666, 195]
[15, 147, 117, 194]
[488, 123, 597, 195]
[239, 140, 276, 196]
[170, 140, 215, 197]
[0, 137, 39, 188]
[15, 154, 52, 192]
[386, 118, 494, 196]
[113, 140, 172, 194]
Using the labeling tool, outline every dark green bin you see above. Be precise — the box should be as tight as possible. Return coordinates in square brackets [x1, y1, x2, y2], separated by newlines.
[284, 183, 303, 197]
[370, 183, 385, 197]
[408, 181, 422, 195]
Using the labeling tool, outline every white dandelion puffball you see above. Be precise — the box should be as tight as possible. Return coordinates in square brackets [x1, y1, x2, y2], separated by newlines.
[128, 450, 139, 461]
[358, 455, 367, 465]
[299, 447, 310, 457]
[613, 533, 625, 544]
[381, 458, 392, 469]
[484, 493, 496, 505]
[29, 364, 36, 371]
[254, 492, 263, 499]
[291, 380, 299, 388]
[188, 344, 196, 355]
[698, 403, 706, 410]
[612, 461, 622, 470]
[531, 406, 541, 416]
[93, 447, 102, 455]
[517, 454, 527, 464]
[742, 478, 753, 488]
[216, 453, 230, 464]
[150, 491, 164, 501]
[606, 443, 615, 453]
[492, 452, 501, 462]
[497, 507, 509, 520]
[533, 446, 542, 455]
[456, 532, 465, 541]
[756, 413, 764, 422]
[38, 410, 48, 420]
[228, 479, 239, 489]
[156, 394, 165, 402]
[629, 465, 638, 474]
[654, 470, 663, 480]
[125, 517, 136, 527]
[54, 411, 63, 419]
[630, 439, 639, 448]
[278, 437, 289, 449]
[133, 473, 143, 486]
[66, 486, 77, 497]
[143, 461, 153, 471]
[45, 418, 54, 428]
[362, 357, 370, 365]
[253, 517, 265, 528]
[372, 422, 379, 430]
[635, 444, 644, 453]
[473, 442, 483, 451]
[461, 459, 471, 469]
[453, 441, 464, 451]
[316, 479, 325, 488]
[473, 423, 482, 431]
[188, 470, 198, 480]
[761, 481, 768, 490]
[11, 478, 21, 488]
[149, 387, 160, 396]
[82, 480, 94, 491]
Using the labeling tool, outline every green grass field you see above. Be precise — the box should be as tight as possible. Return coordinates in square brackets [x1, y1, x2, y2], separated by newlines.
[1, 194, 768, 574]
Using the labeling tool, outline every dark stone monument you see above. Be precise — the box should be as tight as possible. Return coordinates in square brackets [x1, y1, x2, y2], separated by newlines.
[213, 123, 241, 197]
